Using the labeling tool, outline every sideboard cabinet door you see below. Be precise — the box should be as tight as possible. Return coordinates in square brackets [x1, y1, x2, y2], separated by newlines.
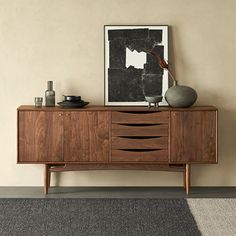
[63, 111, 110, 162]
[170, 111, 217, 163]
[18, 111, 63, 162]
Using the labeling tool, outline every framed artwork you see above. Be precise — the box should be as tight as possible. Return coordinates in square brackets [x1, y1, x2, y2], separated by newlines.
[104, 25, 168, 106]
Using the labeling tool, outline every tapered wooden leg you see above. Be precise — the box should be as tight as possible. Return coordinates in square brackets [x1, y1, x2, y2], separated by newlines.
[48, 168, 51, 187]
[44, 164, 50, 194]
[183, 169, 186, 189]
[185, 164, 191, 195]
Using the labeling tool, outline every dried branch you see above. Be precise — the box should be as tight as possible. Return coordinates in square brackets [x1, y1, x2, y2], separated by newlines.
[146, 50, 177, 83]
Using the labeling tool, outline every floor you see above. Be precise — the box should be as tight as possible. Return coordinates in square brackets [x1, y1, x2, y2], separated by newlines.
[0, 187, 236, 198]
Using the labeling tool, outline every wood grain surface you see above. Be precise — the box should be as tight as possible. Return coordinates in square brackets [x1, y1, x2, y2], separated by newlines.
[63, 112, 89, 162]
[17, 106, 217, 195]
[112, 111, 169, 124]
[87, 111, 110, 162]
[170, 111, 217, 163]
[48, 163, 184, 172]
[18, 108, 217, 165]
[63, 111, 110, 162]
[111, 149, 168, 162]
[18, 105, 217, 112]
[112, 124, 168, 137]
[112, 137, 168, 150]
[18, 111, 63, 162]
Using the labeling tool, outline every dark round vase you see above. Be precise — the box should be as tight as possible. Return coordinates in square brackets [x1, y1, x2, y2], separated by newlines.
[165, 85, 197, 108]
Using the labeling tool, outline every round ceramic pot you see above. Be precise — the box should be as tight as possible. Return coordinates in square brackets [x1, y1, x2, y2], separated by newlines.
[165, 85, 197, 108]
[63, 95, 81, 102]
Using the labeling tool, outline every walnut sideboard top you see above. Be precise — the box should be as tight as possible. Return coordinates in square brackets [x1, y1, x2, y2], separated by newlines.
[18, 105, 217, 112]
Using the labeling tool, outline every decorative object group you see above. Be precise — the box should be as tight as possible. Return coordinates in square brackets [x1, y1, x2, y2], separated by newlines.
[105, 25, 198, 108]
[34, 81, 89, 108]
[151, 51, 198, 108]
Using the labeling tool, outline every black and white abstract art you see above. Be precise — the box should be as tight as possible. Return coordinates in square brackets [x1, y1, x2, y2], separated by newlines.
[104, 25, 168, 106]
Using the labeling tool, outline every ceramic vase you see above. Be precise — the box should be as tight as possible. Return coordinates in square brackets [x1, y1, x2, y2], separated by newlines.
[165, 82, 197, 108]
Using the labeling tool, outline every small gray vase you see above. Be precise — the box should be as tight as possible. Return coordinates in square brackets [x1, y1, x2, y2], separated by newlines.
[165, 82, 197, 108]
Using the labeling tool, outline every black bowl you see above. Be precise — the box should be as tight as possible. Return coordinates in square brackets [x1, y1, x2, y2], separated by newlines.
[63, 95, 81, 102]
[58, 101, 89, 108]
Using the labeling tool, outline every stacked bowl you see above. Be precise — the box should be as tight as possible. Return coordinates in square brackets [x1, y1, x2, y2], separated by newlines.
[58, 95, 89, 108]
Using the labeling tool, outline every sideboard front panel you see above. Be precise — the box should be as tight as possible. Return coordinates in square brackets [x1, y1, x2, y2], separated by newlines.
[63, 111, 110, 162]
[63, 112, 89, 162]
[170, 110, 217, 163]
[87, 111, 110, 162]
[18, 111, 63, 162]
[111, 111, 169, 163]
[18, 107, 217, 165]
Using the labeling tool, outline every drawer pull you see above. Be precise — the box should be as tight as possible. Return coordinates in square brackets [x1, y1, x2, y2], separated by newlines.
[118, 136, 161, 139]
[119, 124, 159, 127]
[119, 149, 162, 152]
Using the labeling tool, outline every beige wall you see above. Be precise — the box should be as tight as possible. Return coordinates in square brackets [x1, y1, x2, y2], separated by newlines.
[0, 0, 235, 186]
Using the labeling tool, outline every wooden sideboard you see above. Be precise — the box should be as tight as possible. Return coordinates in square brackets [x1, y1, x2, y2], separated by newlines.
[17, 105, 218, 194]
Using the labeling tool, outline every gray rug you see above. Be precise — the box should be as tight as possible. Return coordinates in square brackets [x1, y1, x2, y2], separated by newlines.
[0, 199, 201, 236]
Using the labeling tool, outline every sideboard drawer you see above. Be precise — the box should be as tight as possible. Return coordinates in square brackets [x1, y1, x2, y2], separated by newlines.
[112, 111, 169, 124]
[112, 149, 168, 162]
[112, 137, 168, 149]
[112, 124, 168, 137]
